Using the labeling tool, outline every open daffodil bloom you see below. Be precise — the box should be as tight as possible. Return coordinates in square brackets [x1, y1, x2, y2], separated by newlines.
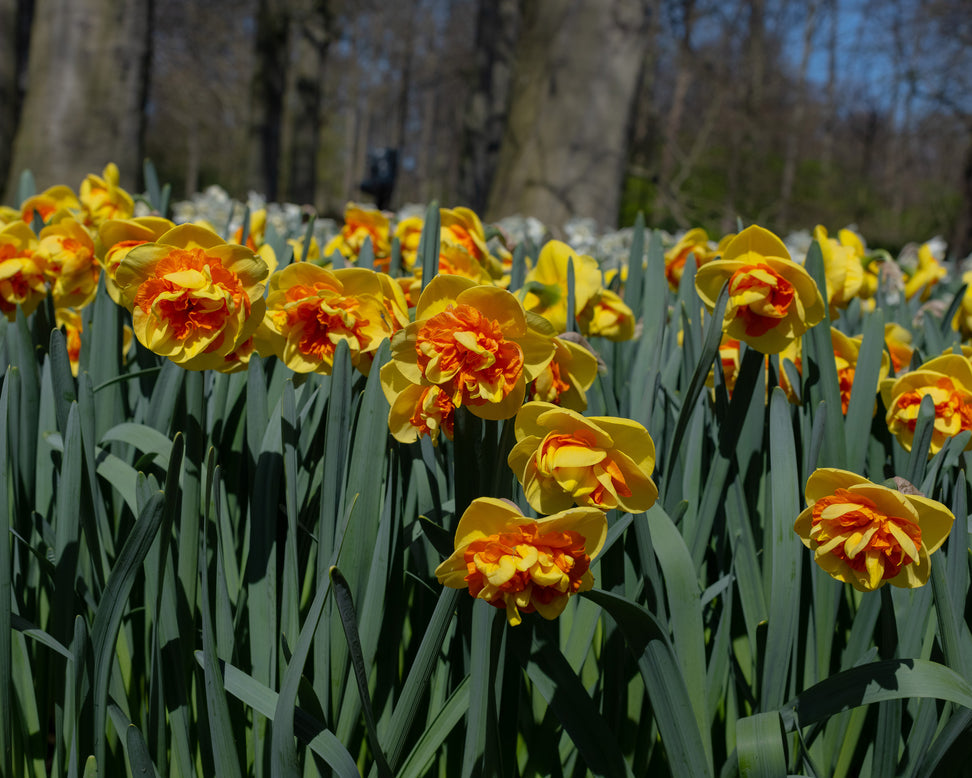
[435, 497, 607, 625]
[794, 468, 953, 592]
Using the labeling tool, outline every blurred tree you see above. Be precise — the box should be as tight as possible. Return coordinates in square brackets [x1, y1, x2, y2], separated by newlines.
[0, 0, 32, 196]
[3, 0, 152, 199]
[457, 0, 520, 214]
[486, 0, 652, 230]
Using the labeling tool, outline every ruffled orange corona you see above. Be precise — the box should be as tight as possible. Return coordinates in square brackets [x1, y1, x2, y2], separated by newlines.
[435, 497, 607, 625]
[794, 468, 954, 591]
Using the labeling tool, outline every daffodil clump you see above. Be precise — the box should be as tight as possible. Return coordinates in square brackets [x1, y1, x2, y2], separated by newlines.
[7, 167, 972, 778]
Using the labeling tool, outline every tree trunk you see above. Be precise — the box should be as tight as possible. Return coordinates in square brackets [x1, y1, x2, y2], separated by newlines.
[457, 0, 520, 214]
[486, 0, 650, 230]
[0, 0, 33, 197]
[3, 0, 151, 199]
[249, 0, 291, 202]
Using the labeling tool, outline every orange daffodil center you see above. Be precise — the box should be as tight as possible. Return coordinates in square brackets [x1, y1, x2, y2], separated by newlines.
[695, 225, 824, 354]
[435, 497, 607, 626]
[509, 402, 658, 515]
[794, 468, 954, 592]
[809, 489, 921, 589]
[416, 304, 523, 407]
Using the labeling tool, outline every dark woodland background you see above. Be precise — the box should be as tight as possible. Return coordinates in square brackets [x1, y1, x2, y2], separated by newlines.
[1, 0, 970, 255]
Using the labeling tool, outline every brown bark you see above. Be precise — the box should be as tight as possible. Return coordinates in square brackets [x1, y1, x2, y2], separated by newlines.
[4, 0, 151, 199]
[0, 0, 33, 197]
[486, 0, 651, 230]
[457, 0, 520, 213]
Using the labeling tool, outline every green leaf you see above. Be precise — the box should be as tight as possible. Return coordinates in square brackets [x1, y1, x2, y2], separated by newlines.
[99, 423, 173, 469]
[0, 369, 12, 778]
[418, 201, 441, 291]
[779, 658, 972, 730]
[396, 677, 470, 778]
[737, 712, 788, 778]
[200, 468, 243, 778]
[583, 588, 712, 778]
[762, 388, 803, 711]
[382, 587, 461, 772]
[198, 654, 360, 778]
[330, 567, 392, 778]
[516, 629, 635, 778]
[645, 504, 709, 756]
[844, 310, 885, 473]
[90, 493, 167, 776]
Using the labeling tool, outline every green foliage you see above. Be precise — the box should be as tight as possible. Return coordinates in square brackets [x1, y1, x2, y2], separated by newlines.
[2, 209, 972, 778]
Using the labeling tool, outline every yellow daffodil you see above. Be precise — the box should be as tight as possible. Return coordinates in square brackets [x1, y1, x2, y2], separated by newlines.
[20, 185, 82, 226]
[114, 224, 269, 370]
[814, 225, 864, 316]
[903, 243, 947, 301]
[519, 240, 603, 334]
[509, 401, 658, 515]
[884, 322, 914, 374]
[577, 287, 635, 341]
[695, 225, 825, 354]
[262, 264, 405, 375]
[79, 163, 134, 227]
[880, 353, 972, 455]
[98, 217, 177, 306]
[435, 497, 607, 625]
[665, 228, 717, 291]
[526, 334, 599, 412]
[794, 468, 954, 592]
[323, 203, 390, 267]
[394, 216, 424, 271]
[36, 216, 99, 310]
[441, 206, 502, 280]
[0, 221, 46, 320]
[382, 275, 555, 422]
[382, 363, 457, 444]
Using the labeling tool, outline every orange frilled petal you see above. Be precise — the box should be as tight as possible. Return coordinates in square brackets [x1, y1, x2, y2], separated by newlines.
[435, 497, 607, 625]
[262, 263, 400, 375]
[509, 402, 657, 515]
[795, 468, 954, 591]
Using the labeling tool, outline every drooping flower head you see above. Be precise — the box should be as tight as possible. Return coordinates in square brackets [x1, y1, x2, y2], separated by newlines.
[664, 228, 717, 291]
[435, 497, 607, 625]
[114, 224, 269, 370]
[577, 287, 635, 341]
[20, 186, 82, 226]
[394, 215, 424, 271]
[903, 242, 947, 301]
[382, 275, 555, 421]
[695, 225, 825, 354]
[440, 207, 502, 280]
[526, 333, 600, 412]
[518, 240, 603, 334]
[79, 163, 134, 227]
[509, 401, 658, 515]
[262, 263, 405, 375]
[0, 221, 46, 321]
[383, 362, 457, 444]
[814, 225, 865, 317]
[36, 215, 100, 310]
[794, 468, 953, 592]
[880, 353, 972, 456]
[884, 322, 914, 374]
